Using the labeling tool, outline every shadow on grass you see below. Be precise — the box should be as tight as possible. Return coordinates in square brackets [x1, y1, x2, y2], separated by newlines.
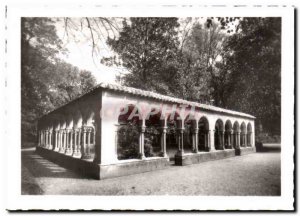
[21, 150, 89, 180]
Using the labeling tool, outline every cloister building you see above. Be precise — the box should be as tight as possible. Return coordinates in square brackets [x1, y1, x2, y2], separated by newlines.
[36, 83, 256, 179]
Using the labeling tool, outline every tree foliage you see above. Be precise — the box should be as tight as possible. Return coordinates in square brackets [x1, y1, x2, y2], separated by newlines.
[104, 17, 281, 136]
[176, 21, 227, 103]
[103, 18, 180, 95]
[21, 18, 96, 145]
[216, 17, 281, 134]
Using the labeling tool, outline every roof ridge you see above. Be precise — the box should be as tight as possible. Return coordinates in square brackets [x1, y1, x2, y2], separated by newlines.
[43, 81, 255, 119]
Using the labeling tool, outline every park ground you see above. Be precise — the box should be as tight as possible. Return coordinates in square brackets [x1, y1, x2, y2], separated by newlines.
[21, 144, 281, 196]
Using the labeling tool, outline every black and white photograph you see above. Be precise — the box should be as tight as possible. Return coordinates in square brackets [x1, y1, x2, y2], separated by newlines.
[2, 3, 295, 212]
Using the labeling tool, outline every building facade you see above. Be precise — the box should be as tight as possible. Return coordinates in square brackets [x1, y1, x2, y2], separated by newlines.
[36, 83, 256, 179]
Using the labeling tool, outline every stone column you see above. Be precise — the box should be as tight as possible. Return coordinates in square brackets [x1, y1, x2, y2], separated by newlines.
[81, 126, 87, 159]
[77, 128, 82, 158]
[138, 126, 146, 159]
[192, 128, 199, 153]
[69, 129, 73, 154]
[73, 129, 81, 158]
[40, 131, 42, 147]
[221, 131, 225, 150]
[54, 129, 59, 151]
[209, 130, 215, 151]
[44, 130, 47, 148]
[240, 133, 243, 147]
[236, 131, 241, 149]
[63, 129, 67, 153]
[176, 127, 185, 156]
[42, 130, 46, 148]
[82, 127, 92, 160]
[230, 130, 233, 149]
[64, 129, 70, 155]
[160, 126, 168, 157]
[44, 130, 48, 148]
[87, 128, 91, 155]
[65, 129, 69, 154]
[38, 131, 41, 146]
[48, 130, 53, 150]
[72, 129, 77, 156]
[59, 129, 64, 153]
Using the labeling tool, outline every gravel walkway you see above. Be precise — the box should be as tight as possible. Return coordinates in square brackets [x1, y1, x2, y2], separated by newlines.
[21, 144, 281, 196]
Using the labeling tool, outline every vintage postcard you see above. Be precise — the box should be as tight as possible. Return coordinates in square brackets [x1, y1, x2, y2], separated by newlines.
[2, 3, 295, 211]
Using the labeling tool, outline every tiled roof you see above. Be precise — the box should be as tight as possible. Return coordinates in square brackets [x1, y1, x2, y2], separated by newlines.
[44, 82, 255, 119]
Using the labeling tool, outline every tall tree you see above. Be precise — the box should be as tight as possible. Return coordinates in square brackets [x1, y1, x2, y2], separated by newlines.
[102, 18, 180, 95]
[176, 21, 227, 103]
[218, 17, 281, 135]
[21, 18, 97, 145]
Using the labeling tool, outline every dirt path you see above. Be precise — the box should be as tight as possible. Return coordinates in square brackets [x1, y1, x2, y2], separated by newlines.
[21, 144, 281, 196]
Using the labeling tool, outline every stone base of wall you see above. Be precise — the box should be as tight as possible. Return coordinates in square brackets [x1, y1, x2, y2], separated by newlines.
[36, 147, 100, 179]
[235, 147, 256, 156]
[174, 149, 236, 166]
[98, 158, 169, 180]
[36, 147, 169, 180]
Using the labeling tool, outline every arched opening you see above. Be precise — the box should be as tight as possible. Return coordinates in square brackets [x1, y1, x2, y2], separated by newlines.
[198, 116, 209, 152]
[233, 121, 239, 149]
[225, 120, 233, 149]
[184, 114, 196, 153]
[214, 119, 224, 150]
[117, 104, 141, 160]
[166, 111, 182, 160]
[240, 122, 247, 147]
[247, 123, 253, 147]
[145, 109, 164, 157]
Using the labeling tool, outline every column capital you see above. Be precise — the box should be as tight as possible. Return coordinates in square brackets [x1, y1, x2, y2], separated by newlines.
[161, 126, 168, 133]
[192, 128, 199, 134]
[82, 126, 87, 132]
[139, 126, 146, 133]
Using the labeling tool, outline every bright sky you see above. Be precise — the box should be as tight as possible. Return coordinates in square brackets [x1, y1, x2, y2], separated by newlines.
[55, 18, 124, 84]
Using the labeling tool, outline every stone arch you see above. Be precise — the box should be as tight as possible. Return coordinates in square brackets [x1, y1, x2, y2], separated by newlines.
[59, 117, 67, 129]
[144, 108, 165, 157]
[117, 104, 141, 160]
[73, 110, 83, 129]
[166, 111, 181, 159]
[80, 108, 96, 159]
[247, 122, 253, 147]
[184, 114, 197, 153]
[86, 111, 95, 126]
[225, 120, 233, 149]
[66, 115, 74, 129]
[214, 119, 224, 150]
[198, 116, 209, 151]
